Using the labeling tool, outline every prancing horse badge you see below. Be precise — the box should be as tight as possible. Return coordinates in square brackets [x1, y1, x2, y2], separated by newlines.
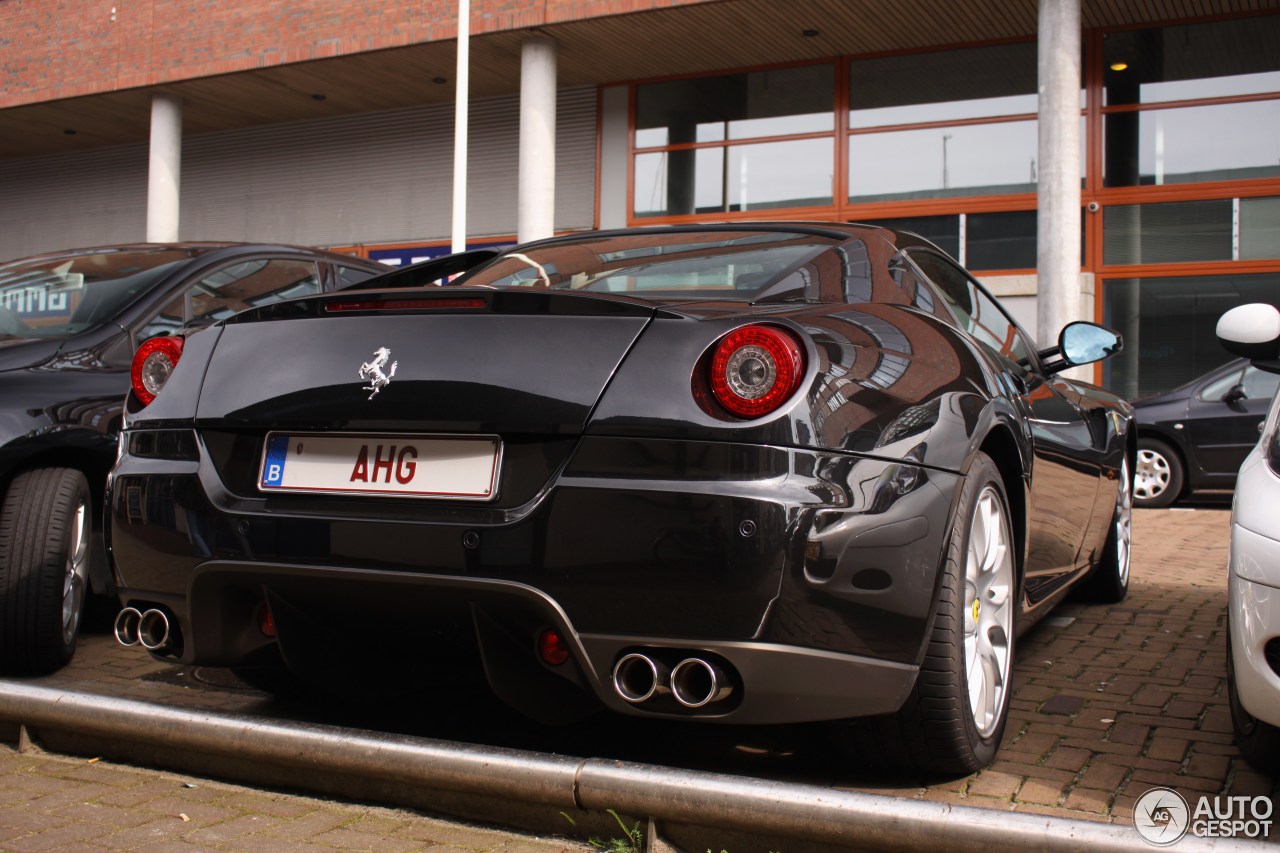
[358, 347, 397, 399]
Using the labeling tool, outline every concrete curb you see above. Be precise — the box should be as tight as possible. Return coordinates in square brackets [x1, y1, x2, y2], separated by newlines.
[0, 681, 1257, 852]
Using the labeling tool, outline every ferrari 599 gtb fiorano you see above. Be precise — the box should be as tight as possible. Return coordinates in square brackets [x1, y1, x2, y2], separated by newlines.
[107, 223, 1133, 774]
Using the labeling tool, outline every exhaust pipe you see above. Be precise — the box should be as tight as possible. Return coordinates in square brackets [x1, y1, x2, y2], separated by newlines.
[138, 608, 172, 651]
[612, 653, 669, 704]
[671, 657, 733, 708]
[114, 607, 143, 647]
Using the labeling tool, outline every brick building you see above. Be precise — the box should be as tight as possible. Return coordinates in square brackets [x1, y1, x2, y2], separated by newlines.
[1, 0, 1278, 396]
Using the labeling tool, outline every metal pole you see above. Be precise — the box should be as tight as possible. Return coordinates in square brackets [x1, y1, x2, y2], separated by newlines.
[451, 0, 470, 254]
[146, 93, 183, 243]
[0, 682, 1259, 853]
[518, 35, 557, 244]
[1036, 0, 1083, 350]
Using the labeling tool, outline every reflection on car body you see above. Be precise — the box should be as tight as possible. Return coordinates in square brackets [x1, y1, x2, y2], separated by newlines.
[107, 223, 1133, 774]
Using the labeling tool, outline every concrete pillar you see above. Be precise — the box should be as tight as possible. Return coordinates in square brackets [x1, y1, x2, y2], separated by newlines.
[1035, 0, 1082, 348]
[518, 35, 557, 243]
[146, 93, 183, 243]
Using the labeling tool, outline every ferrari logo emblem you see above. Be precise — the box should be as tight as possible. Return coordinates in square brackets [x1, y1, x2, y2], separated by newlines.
[358, 347, 397, 399]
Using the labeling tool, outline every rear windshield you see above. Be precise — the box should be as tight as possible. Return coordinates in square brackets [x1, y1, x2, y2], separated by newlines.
[457, 231, 839, 301]
[0, 249, 195, 339]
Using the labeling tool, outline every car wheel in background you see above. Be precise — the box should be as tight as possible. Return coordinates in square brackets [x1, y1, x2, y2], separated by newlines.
[832, 452, 1015, 775]
[1083, 454, 1133, 603]
[0, 468, 91, 674]
[1227, 628, 1280, 772]
[1134, 437, 1184, 508]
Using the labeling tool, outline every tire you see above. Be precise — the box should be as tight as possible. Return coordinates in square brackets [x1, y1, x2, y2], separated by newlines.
[832, 452, 1016, 775]
[1227, 626, 1280, 772]
[0, 468, 92, 675]
[1083, 454, 1132, 603]
[1134, 437, 1183, 508]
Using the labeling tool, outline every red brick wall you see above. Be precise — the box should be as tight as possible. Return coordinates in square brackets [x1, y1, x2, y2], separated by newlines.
[0, 0, 713, 108]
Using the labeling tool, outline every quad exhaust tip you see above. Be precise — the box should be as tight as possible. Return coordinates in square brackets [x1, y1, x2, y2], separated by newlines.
[611, 652, 735, 709]
[113, 607, 143, 647]
[114, 606, 178, 653]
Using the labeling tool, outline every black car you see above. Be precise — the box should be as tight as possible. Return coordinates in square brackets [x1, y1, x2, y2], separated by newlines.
[1131, 358, 1280, 508]
[107, 223, 1132, 774]
[0, 242, 385, 675]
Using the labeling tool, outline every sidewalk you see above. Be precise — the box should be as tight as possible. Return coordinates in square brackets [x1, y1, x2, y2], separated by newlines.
[0, 506, 1275, 851]
[0, 745, 587, 852]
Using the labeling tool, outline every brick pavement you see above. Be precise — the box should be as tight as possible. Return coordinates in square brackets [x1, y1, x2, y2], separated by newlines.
[0, 744, 588, 852]
[0, 506, 1276, 851]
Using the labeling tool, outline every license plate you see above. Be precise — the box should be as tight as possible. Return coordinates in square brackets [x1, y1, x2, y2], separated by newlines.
[258, 433, 501, 500]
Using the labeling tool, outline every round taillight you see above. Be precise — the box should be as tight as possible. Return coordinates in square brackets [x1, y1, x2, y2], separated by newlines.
[536, 628, 570, 666]
[130, 336, 184, 406]
[709, 325, 806, 418]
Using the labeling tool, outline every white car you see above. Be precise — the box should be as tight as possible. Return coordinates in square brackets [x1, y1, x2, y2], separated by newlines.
[1217, 303, 1280, 771]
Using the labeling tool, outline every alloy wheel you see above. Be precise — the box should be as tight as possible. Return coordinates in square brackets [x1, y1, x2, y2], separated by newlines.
[61, 496, 90, 645]
[1114, 456, 1133, 587]
[963, 485, 1014, 739]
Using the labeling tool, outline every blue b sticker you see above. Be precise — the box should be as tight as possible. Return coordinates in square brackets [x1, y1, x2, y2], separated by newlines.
[262, 435, 290, 487]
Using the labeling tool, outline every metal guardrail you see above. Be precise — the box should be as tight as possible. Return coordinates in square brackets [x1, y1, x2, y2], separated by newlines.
[0, 681, 1260, 852]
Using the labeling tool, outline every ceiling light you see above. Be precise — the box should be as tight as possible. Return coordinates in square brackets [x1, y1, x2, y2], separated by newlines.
[802, 28, 820, 38]
[1110, 62, 1129, 71]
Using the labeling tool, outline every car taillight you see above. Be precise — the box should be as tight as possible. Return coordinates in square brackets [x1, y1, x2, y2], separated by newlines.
[708, 325, 806, 418]
[130, 336, 184, 406]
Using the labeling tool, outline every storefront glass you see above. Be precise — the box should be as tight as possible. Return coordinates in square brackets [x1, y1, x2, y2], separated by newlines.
[1103, 101, 1280, 187]
[1103, 272, 1280, 400]
[1102, 16, 1280, 106]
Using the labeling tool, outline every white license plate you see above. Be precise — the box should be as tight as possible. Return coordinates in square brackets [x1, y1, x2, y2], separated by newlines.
[259, 433, 501, 500]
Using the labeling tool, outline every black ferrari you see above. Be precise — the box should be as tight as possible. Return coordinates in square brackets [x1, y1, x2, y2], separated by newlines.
[107, 223, 1133, 774]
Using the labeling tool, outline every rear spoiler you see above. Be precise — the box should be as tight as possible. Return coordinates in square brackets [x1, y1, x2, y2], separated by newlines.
[345, 249, 503, 290]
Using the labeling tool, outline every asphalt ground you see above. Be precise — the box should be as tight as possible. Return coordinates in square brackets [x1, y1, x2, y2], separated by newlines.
[0, 504, 1277, 851]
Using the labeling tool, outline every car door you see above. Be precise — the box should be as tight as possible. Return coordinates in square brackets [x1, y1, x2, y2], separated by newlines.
[1184, 363, 1280, 479]
[906, 250, 1104, 600]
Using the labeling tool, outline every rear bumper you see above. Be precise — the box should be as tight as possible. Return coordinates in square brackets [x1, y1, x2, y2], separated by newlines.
[108, 431, 959, 724]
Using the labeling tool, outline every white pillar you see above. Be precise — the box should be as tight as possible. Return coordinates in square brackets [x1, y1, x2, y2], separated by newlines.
[451, 0, 470, 254]
[518, 35, 557, 244]
[146, 93, 183, 243]
[1036, 0, 1082, 348]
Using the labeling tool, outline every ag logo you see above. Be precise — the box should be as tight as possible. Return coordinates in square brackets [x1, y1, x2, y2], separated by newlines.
[1134, 787, 1190, 846]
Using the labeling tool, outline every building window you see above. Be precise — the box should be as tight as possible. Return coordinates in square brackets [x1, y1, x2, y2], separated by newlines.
[633, 64, 835, 217]
[1101, 16, 1280, 187]
[859, 210, 1057, 272]
[847, 41, 1059, 203]
[1104, 197, 1280, 265]
[1102, 272, 1280, 399]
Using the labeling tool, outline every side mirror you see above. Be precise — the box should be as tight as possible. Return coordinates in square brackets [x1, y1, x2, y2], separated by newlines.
[1040, 321, 1123, 374]
[1217, 303, 1280, 374]
[1222, 384, 1248, 410]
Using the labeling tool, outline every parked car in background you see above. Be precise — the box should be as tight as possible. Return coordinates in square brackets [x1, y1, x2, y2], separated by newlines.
[0, 243, 385, 675]
[108, 223, 1134, 775]
[1215, 303, 1280, 771]
[1130, 358, 1279, 508]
